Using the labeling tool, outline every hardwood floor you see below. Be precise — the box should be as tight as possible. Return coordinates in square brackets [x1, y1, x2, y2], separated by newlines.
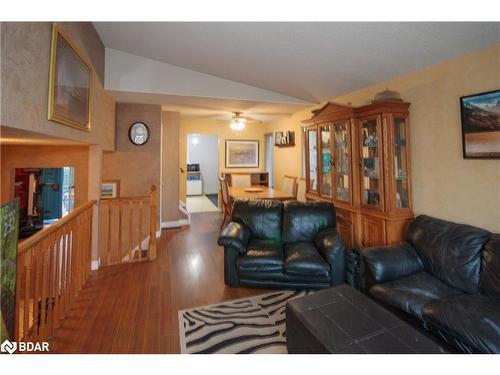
[49, 212, 271, 353]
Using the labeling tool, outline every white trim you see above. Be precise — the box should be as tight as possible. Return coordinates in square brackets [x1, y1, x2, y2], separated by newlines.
[161, 219, 189, 229]
[159, 117, 164, 225]
[179, 200, 191, 224]
[91, 259, 100, 271]
[121, 229, 162, 262]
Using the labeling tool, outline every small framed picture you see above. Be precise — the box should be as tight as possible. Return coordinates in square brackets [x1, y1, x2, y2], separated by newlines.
[275, 132, 283, 145]
[100, 180, 120, 199]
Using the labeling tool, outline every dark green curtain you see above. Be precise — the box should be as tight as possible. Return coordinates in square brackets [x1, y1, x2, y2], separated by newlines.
[40, 168, 63, 220]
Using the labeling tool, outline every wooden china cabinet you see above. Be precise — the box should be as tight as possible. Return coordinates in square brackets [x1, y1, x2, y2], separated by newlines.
[302, 103, 359, 251]
[302, 100, 413, 249]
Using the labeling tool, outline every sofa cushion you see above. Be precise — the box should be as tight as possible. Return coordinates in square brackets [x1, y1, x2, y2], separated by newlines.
[237, 239, 284, 272]
[232, 199, 283, 241]
[282, 201, 336, 243]
[406, 215, 490, 293]
[423, 294, 500, 353]
[481, 234, 500, 299]
[369, 272, 463, 321]
[284, 242, 330, 277]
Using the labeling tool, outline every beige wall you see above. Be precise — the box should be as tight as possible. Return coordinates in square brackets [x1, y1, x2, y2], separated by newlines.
[102, 103, 162, 198]
[161, 111, 182, 222]
[1, 22, 116, 151]
[267, 44, 500, 232]
[1, 145, 90, 207]
[179, 118, 267, 202]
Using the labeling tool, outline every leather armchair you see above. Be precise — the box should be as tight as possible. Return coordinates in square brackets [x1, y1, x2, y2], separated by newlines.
[218, 199, 346, 289]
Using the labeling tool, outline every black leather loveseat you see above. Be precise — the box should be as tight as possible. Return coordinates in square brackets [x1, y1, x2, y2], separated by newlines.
[361, 215, 500, 353]
[217, 199, 345, 289]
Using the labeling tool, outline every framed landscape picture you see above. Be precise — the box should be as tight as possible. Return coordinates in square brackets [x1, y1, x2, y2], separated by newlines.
[48, 23, 92, 131]
[225, 140, 259, 168]
[460, 89, 500, 159]
[100, 180, 120, 199]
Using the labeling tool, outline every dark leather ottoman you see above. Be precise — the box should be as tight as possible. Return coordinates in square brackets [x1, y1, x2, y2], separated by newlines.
[286, 285, 447, 353]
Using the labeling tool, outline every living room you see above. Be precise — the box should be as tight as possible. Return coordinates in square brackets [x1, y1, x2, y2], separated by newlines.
[1, 1, 499, 374]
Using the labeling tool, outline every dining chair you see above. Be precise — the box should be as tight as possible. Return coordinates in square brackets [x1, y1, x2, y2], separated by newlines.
[219, 177, 232, 229]
[231, 174, 252, 188]
[296, 178, 307, 202]
[282, 175, 297, 198]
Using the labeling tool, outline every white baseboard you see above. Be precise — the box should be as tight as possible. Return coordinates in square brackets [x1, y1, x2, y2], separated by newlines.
[121, 230, 162, 262]
[179, 200, 191, 224]
[161, 219, 189, 229]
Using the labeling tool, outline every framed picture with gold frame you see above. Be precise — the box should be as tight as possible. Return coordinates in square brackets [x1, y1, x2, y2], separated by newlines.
[48, 23, 92, 131]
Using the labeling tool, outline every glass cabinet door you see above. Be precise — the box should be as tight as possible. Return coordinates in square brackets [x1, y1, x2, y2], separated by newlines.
[393, 118, 410, 209]
[319, 124, 332, 197]
[307, 128, 318, 192]
[333, 121, 350, 202]
[361, 118, 382, 208]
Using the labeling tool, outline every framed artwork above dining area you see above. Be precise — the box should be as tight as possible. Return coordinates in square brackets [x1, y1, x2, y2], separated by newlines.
[225, 140, 259, 168]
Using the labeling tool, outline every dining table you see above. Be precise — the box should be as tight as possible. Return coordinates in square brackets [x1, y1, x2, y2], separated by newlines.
[228, 185, 295, 201]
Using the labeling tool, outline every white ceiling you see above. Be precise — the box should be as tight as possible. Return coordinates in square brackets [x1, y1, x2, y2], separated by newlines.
[109, 90, 305, 122]
[94, 22, 500, 104]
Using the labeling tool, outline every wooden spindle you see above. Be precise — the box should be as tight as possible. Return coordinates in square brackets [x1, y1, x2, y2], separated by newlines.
[47, 233, 55, 336]
[129, 201, 133, 262]
[148, 185, 158, 260]
[38, 240, 48, 339]
[53, 230, 61, 330]
[138, 200, 143, 259]
[107, 202, 112, 266]
[118, 201, 123, 261]
[15, 252, 23, 340]
[60, 232, 68, 317]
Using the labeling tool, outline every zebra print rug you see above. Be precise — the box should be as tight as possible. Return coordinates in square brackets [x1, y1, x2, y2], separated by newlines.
[178, 290, 312, 354]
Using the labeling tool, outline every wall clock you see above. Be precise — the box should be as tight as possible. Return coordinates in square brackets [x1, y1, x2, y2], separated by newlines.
[128, 122, 150, 146]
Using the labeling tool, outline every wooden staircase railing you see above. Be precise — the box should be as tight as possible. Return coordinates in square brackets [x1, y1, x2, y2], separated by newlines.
[99, 185, 158, 266]
[15, 200, 96, 341]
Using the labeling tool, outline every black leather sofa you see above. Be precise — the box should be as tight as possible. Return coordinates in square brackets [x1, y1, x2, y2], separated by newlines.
[217, 199, 345, 289]
[361, 215, 500, 353]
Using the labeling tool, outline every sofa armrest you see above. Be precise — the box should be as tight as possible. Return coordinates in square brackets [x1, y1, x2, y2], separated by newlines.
[360, 242, 424, 284]
[315, 228, 346, 285]
[217, 221, 251, 254]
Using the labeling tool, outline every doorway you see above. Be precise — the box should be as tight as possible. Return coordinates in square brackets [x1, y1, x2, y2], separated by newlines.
[265, 133, 274, 188]
[186, 134, 220, 213]
[14, 167, 75, 238]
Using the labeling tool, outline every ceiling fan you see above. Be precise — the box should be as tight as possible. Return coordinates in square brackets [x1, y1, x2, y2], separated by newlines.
[229, 112, 248, 130]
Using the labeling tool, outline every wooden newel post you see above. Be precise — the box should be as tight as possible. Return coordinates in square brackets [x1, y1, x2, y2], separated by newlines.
[148, 185, 158, 260]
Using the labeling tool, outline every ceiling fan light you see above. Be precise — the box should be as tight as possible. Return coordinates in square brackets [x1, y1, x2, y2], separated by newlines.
[230, 118, 245, 131]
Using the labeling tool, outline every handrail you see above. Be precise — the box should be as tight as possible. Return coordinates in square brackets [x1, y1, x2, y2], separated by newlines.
[18, 200, 97, 252]
[101, 195, 150, 201]
[15, 199, 95, 341]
